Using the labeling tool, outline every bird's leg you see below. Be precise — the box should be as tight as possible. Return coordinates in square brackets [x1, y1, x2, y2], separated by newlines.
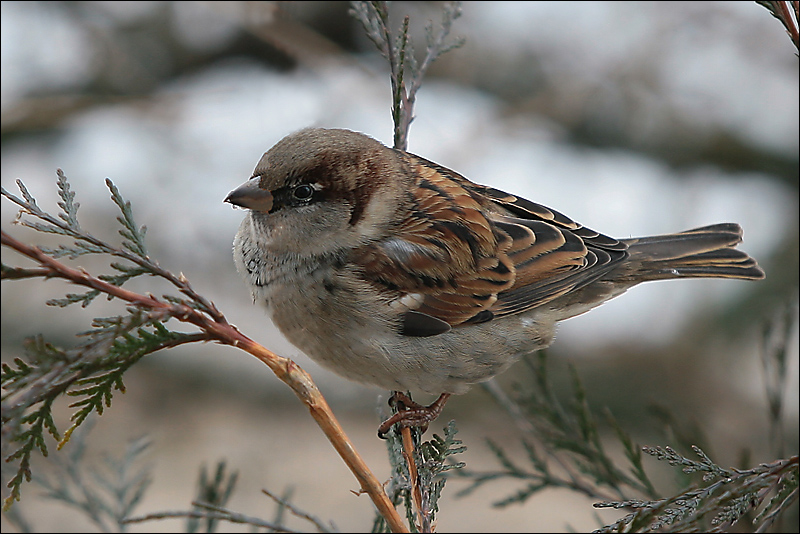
[377, 392, 451, 439]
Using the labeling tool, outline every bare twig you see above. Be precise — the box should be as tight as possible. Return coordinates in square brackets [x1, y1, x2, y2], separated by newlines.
[400, 427, 425, 531]
[261, 488, 336, 532]
[123, 507, 301, 532]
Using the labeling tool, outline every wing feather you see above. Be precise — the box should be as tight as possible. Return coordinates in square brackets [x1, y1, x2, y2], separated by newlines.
[352, 152, 628, 333]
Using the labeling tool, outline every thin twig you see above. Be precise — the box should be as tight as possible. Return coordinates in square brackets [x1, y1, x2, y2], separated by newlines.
[261, 488, 335, 532]
[1, 266, 53, 279]
[400, 427, 425, 531]
[350, 1, 463, 151]
[123, 508, 300, 532]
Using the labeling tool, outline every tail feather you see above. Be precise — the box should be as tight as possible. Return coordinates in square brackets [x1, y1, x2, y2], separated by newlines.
[621, 223, 765, 281]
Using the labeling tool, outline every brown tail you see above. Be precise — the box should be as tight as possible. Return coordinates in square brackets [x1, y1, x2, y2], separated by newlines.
[621, 223, 765, 281]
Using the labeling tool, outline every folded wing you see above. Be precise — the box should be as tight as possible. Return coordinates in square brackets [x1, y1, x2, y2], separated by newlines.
[353, 153, 628, 335]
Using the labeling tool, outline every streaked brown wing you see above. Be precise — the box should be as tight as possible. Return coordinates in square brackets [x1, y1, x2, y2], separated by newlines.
[489, 216, 624, 316]
[354, 152, 629, 333]
[353, 154, 515, 329]
[479, 186, 629, 317]
[479, 185, 627, 251]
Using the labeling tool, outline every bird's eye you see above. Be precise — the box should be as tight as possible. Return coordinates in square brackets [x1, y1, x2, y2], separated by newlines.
[292, 184, 315, 201]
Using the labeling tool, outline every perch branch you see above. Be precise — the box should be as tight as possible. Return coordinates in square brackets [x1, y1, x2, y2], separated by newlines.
[1, 229, 408, 533]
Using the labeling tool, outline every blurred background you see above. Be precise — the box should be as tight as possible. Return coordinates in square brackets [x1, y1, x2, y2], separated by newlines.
[1, 1, 797, 532]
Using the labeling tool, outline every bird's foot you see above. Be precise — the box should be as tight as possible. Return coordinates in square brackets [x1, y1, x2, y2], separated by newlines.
[377, 392, 451, 439]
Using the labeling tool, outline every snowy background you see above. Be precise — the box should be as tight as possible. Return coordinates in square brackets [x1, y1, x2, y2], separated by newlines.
[2, 2, 797, 532]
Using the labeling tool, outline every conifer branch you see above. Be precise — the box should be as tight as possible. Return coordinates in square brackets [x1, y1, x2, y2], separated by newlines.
[1, 176, 405, 532]
[350, 1, 464, 150]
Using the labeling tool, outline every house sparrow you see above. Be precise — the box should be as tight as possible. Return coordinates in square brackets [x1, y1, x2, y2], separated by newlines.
[225, 128, 765, 436]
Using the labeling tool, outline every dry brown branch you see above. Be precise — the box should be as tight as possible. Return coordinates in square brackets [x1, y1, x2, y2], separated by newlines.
[401, 427, 424, 531]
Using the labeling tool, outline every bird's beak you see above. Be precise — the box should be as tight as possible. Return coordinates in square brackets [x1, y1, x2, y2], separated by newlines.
[225, 177, 273, 212]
